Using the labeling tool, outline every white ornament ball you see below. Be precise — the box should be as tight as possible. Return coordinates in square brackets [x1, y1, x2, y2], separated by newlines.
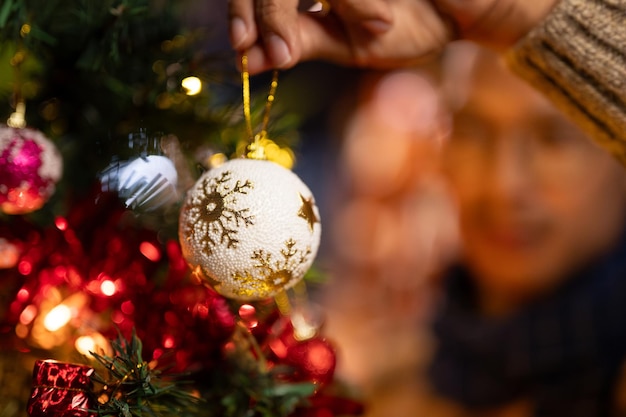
[179, 158, 321, 300]
[100, 155, 178, 211]
[0, 126, 63, 214]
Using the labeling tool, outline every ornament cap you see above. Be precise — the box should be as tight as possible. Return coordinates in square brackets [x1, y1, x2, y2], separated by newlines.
[7, 101, 26, 129]
[246, 133, 269, 160]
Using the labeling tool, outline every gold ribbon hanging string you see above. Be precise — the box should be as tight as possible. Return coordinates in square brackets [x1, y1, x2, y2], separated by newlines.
[241, 56, 295, 316]
[241, 54, 279, 160]
[7, 47, 27, 128]
[240, 56, 321, 327]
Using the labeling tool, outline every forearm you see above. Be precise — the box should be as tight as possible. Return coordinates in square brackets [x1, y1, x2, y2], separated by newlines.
[505, 0, 626, 164]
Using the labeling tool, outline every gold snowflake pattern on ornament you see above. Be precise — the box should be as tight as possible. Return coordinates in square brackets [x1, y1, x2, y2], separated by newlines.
[232, 239, 312, 299]
[297, 193, 319, 233]
[182, 171, 254, 256]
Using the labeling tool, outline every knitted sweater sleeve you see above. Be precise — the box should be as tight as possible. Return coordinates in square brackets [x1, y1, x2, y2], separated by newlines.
[506, 0, 626, 164]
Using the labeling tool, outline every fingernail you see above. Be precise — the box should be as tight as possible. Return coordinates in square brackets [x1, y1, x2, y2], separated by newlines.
[266, 34, 292, 67]
[363, 19, 391, 34]
[230, 17, 247, 49]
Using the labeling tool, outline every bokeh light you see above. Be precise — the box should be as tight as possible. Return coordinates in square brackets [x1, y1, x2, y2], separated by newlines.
[181, 76, 202, 95]
[100, 280, 116, 296]
[43, 304, 71, 331]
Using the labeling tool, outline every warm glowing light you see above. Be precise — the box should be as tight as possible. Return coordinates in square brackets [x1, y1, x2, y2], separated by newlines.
[153, 348, 164, 360]
[15, 323, 28, 339]
[163, 335, 175, 348]
[292, 312, 317, 341]
[181, 76, 202, 95]
[121, 300, 135, 315]
[238, 304, 258, 329]
[54, 266, 67, 279]
[223, 341, 235, 354]
[55, 216, 68, 231]
[18, 260, 32, 275]
[139, 241, 161, 262]
[44, 304, 71, 331]
[75, 336, 96, 357]
[75, 333, 110, 357]
[111, 310, 124, 324]
[195, 303, 208, 319]
[86, 280, 101, 294]
[17, 288, 29, 302]
[0, 238, 20, 269]
[20, 304, 38, 325]
[20, 24, 31, 37]
[100, 280, 116, 296]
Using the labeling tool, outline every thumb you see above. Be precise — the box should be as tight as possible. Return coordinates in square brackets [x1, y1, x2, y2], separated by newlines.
[255, 0, 301, 68]
[327, 0, 393, 33]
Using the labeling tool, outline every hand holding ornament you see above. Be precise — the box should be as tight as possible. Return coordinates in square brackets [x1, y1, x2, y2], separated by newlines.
[228, 0, 558, 74]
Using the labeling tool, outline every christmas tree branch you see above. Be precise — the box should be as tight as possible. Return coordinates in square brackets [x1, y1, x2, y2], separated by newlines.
[90, 329, 201, 417]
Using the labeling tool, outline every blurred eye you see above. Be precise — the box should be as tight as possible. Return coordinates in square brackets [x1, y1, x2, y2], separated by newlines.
[535, 116, 584, 148]
[445, 112, 494, 168]
[451, 112, 491, 145]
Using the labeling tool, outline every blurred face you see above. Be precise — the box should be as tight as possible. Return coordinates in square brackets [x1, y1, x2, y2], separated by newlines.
[443, 55, 626, 308]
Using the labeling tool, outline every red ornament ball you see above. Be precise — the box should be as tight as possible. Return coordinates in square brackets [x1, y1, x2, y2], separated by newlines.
[286, 337, 337, 386]
[0, 126, 63, 214]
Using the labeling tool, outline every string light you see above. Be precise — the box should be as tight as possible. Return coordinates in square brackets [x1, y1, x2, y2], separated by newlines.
[75, 333, 111, 357]
[100, 280, 116, 296]
[139, 241, 161, 262]
[75, 335, 96, 356]
[44, 304, 71, 331]
[181, 76, 202, 95]
[20, 23, 31, 37]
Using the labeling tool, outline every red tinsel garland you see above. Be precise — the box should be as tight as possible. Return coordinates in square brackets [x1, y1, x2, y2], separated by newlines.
[2, 189, 363, 416]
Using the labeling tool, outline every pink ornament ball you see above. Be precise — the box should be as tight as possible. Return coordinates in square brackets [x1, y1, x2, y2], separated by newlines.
[0, 126, 63, 214]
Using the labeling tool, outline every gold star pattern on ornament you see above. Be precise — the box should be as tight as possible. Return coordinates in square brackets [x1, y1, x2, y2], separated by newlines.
[231, 239, 311, 299]
[297, 193, 319, 233]
[182, 171, 254, 256]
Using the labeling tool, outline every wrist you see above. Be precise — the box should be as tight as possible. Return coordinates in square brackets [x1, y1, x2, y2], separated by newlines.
[505, 0, 561, 47]
[447, 0, 561, 50]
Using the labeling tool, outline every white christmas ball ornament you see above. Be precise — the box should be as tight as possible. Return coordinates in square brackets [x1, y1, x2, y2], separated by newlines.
[100, 155, 178, 211]
[179, 158, 321, 300]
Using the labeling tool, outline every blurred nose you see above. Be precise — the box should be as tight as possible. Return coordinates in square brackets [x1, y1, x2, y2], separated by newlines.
[486, 133, 533, 203]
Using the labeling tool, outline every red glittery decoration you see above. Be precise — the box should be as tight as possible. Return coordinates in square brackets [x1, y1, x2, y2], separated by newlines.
[0, 189, 236, 371]
[135, 281, 236, 372]
[265, 317, 336, 386]
[0, 126, 62, 214]
[27, 360, 96, 417]
[0, 185, 362, 416]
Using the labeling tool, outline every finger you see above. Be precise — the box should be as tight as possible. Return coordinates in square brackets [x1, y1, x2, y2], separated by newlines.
[245, 13, 356, 74]
[256, 0, 301, 68]
[242, 45, 276, 74]
[327, 0, 393, 33]
[298, 13, 356, 64]
[229, 0, 259, 50]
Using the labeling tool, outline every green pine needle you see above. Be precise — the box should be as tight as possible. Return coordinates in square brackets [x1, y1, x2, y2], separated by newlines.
[90, 329, 202, 417]
[89, 328, 316, 417]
